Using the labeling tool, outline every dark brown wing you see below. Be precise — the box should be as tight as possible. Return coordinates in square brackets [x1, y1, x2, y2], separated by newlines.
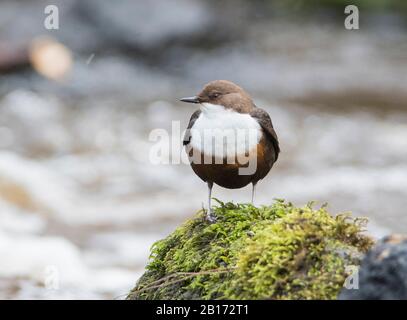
[250, 107, 280, 161]
[183, 110, 201, 146]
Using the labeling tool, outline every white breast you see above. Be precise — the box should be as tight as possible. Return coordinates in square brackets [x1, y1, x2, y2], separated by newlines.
[189, 103, 262, 159]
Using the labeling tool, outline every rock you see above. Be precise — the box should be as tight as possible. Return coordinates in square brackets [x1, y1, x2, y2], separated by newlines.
[0, 45, 29, 74]
[127, 200, 373, 300]
[28, 37, 73, 81]
[339, 234, 407, 300]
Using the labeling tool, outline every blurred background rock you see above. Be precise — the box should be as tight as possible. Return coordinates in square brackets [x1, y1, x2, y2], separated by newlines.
[0, 0, 406, 299]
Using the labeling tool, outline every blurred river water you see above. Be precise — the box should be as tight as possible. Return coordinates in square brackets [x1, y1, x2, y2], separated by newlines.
[1, 0, 407, 299]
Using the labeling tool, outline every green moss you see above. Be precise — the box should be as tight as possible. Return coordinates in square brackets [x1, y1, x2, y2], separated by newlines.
[127, 200, 373, 300]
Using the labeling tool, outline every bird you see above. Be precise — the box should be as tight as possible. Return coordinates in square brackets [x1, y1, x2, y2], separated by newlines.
[181, 80, 280, 222]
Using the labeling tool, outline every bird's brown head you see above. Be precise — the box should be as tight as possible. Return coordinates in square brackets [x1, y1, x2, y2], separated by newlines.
[180, 80, 254, 113]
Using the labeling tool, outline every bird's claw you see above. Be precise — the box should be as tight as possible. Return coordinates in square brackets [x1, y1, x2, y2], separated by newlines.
[206, 210, 217, 223]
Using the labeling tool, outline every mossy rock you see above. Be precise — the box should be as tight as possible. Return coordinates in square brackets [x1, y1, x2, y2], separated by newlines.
[127, 200, 374, 300]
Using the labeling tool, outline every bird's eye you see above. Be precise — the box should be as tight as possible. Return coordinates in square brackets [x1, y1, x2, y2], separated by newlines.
[210, 92, 220, 99]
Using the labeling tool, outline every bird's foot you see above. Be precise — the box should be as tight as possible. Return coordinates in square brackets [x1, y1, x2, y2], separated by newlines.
[206, 210, 217, 223]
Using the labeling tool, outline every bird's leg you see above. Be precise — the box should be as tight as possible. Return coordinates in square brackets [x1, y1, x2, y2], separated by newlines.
[251, 182, 257, 205]
[206, 181, 216, 222]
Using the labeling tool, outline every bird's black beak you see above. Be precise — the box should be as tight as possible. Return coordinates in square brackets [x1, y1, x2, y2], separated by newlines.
[180, 96, 200, 104]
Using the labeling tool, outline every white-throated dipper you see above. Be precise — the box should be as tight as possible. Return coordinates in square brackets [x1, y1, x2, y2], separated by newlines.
[181, 80, 280, 222]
